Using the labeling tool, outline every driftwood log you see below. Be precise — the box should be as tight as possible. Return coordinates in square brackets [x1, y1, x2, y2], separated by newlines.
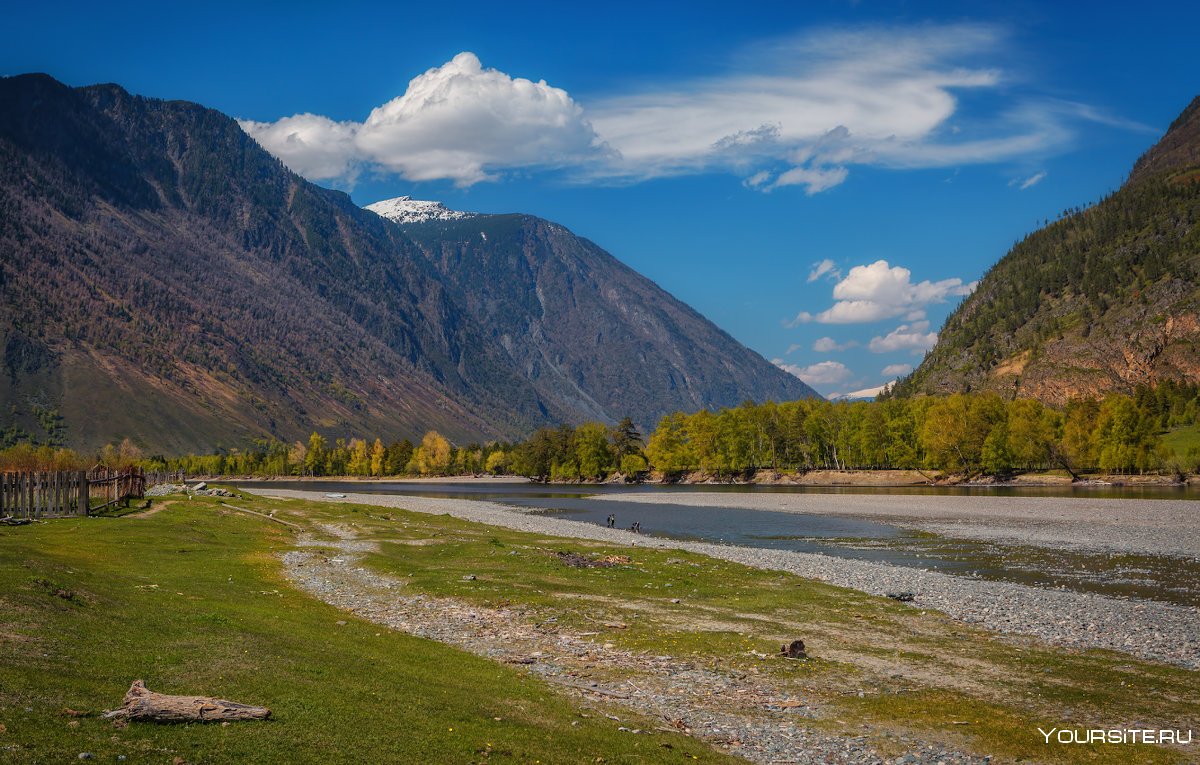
[102, 680, 270, 722]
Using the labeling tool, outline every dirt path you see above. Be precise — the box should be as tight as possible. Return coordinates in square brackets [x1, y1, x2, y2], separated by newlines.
[125, 499, 178, 519]
[281, 523, 985, 765]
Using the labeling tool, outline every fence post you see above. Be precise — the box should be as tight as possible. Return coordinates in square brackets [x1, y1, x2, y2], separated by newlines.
[79, 471, 88, 516]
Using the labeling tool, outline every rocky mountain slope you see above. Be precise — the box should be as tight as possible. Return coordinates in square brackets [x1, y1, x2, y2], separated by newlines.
[0, 74, 814, 453]
[893, 96, 1200, 403]
[369, 200, 817, 429]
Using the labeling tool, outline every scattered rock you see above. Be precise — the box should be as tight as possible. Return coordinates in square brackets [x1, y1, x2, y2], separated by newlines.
[780, 640, 807, 659]
[555, 551, 628, 568]
[77, 754, 93, 761]
[887, 592, 916, 602]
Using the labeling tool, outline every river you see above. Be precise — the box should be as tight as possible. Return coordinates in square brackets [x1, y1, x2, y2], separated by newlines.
[228, 479, 1200, 607]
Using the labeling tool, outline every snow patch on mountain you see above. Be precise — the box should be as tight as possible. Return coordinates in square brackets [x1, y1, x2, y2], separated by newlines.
[365, 196, 476, 224]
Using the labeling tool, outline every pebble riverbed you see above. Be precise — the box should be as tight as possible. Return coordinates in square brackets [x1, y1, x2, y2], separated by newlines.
[283, 523, 992, 765]
[247, 488, 1200, 670]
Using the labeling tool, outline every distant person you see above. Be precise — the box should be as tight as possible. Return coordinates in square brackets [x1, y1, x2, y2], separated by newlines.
[606, 513, 616, 528]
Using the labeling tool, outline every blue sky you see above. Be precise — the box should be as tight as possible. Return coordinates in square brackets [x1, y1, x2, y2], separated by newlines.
[6, 1, 1198, 397]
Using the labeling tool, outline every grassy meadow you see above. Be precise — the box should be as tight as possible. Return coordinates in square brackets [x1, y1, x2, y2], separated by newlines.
[1, 492, 1196, 764]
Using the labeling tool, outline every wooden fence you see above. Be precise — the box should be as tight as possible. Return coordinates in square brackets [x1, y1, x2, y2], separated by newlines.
[0, 471, 89, 519]
[1, 467, 184, 520]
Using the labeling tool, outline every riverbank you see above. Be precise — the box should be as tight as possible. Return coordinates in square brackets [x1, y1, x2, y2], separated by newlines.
[589, 491, 1200, 558]
[243, 488, 1200, 670]
[643, 468, 1196, 487]
[206, 474, 533, 484]
[219, 469, 1199, 488]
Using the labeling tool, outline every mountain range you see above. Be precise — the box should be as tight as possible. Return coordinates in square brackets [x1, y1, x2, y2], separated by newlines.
[895, 96, 1200, 402]
[0, 74, 815, 454]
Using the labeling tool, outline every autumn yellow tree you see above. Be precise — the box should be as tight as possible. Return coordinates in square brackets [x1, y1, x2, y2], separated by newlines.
[485, 449, 508, 475]
[99, 438, 142, 470]
[414, 431, 452, 475]
[346, 438, 370, 476]
[370, 438, 387, 476]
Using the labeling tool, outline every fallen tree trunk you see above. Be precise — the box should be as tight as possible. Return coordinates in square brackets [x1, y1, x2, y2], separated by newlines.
[102, 680, 270, 722]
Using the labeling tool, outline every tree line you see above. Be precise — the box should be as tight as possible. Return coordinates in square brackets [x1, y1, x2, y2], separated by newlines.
[3, 386, 1197, 479]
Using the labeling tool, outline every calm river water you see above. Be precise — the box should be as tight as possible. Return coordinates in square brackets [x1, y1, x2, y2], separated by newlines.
[231, 480, 1200, 607]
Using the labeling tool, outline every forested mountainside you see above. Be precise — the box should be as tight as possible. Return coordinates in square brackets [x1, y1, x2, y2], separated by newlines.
[0, 74, 813, 454]
[894, 95, 1200, 403]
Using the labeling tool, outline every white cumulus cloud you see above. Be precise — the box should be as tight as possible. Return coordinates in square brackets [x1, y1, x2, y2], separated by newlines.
[773, 359, 853, 386]
[238, 25, 1138, 192]
[881, 363, 914, 377]
[241, 52, 607, 187]
[238, 114, 360, 183]
[868, 321, 939, 353]
[794, 260, 976, 324]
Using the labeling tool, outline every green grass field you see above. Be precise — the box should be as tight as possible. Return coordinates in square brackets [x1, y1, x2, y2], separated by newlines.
[0, 500, 728, 764]
[2, 493, 1197, 764]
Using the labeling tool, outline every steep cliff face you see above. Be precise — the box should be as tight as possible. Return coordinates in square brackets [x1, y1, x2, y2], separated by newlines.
[388, 211, 817, 427]
[0, 74, 813, 453]
[895, 96, 1200, 403]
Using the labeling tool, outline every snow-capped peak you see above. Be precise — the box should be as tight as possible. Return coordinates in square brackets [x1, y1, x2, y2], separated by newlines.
[364, 196, 476, 225]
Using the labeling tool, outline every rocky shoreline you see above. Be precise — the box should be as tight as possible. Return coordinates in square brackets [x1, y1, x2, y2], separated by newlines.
[589, 468, 1196, 487]
[217, 469, 1199, 488]
[246, 488, 1200, 670]
[589, 491, 1200, 558]
[283, 523, 988, 765]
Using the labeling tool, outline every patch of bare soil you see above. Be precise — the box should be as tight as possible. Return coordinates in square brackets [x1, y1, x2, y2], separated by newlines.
[125, 500, 178, 519]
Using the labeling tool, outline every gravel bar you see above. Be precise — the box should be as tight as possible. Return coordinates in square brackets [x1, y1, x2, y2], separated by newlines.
[283, 526, 988, 765]
[247, 488, 1200, 670]
[592, 491, 1200, 558]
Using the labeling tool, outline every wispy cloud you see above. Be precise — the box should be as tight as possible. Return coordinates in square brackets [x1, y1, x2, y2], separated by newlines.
[812, 337, 858, 352]
[806, 258, 841, 283]
[240, 24, 1142, 191]
[1011, 170, 1047, 189]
